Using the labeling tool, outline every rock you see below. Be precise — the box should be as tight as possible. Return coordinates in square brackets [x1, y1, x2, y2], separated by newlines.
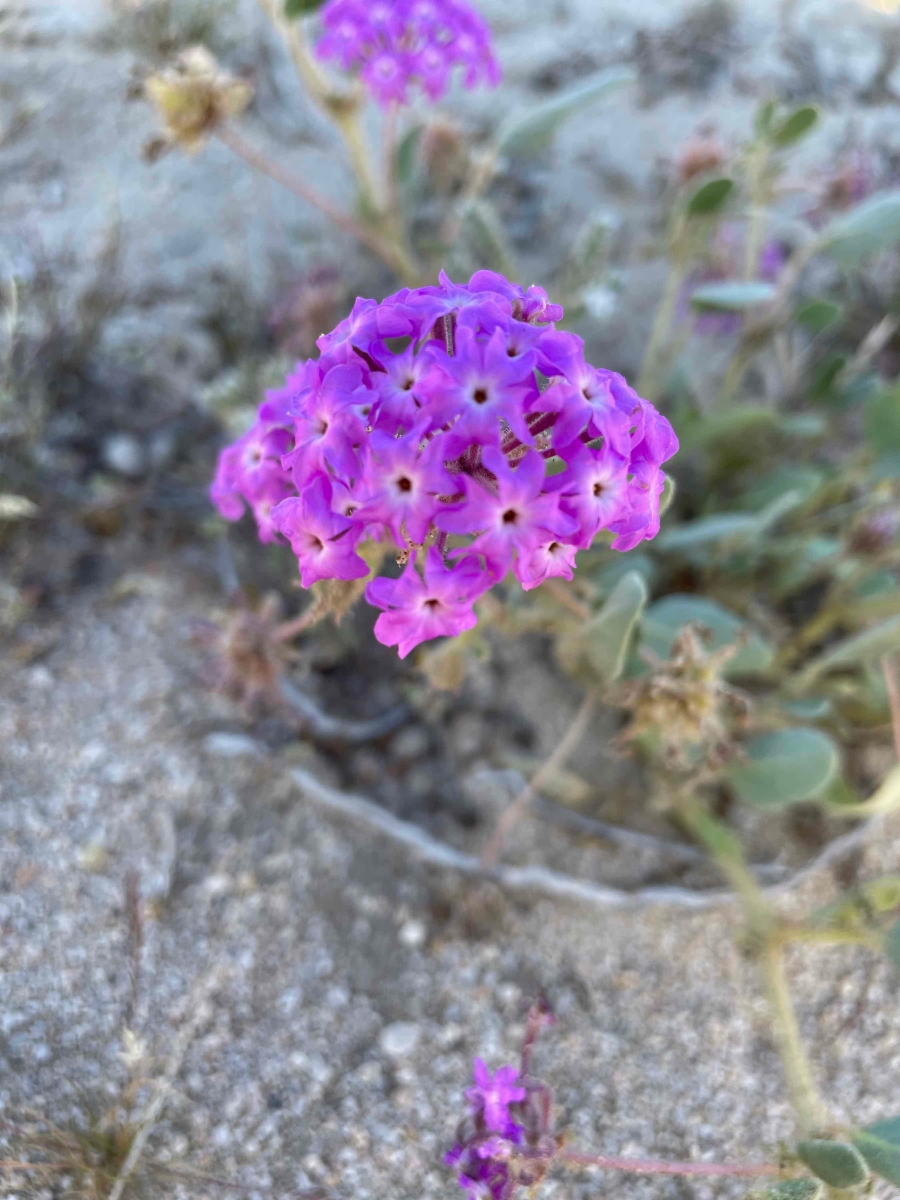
[102, 433, 146, 478]
[389, 725, 431, 762]
[398, 918, 427, 949]
[202, 732, 267, 759]
[378, 1021, 421, 1060]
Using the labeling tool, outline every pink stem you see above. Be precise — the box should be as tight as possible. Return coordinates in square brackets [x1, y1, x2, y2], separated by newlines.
[559, 1151, 781, 1179]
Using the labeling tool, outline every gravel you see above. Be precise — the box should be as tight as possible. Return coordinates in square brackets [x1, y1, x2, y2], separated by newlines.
[1, 564, 899, 1200]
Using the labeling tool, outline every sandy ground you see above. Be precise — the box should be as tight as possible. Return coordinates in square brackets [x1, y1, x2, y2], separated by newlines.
[2, 562, 899, 1200]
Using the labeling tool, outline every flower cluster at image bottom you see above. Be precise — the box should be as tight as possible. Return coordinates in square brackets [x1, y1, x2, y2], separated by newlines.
[315, 0, 501, 106]
[211, 270, 678, 658]
[446, 1057, 557, 1199]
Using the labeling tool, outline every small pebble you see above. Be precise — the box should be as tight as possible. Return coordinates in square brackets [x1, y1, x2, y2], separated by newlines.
[102, 432, 145, 478]
[378, 1021, 421, 1059]
[398, 918, 427, 949]
[203, 732, 266, 758]
[389, 725, 430, 762]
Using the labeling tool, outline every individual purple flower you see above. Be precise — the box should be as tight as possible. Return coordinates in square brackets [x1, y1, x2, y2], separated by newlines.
[271, 475, 369, 588]
[210, 270, 678, 656]
[466, 1059, 527, 1133]
[438, 448, 576, 582]
[316, 0, 501, 108]
[354, 420, 456, 544]
[424, 323, 539, 452]
[549, 440, 631, 549]
[365, 548, 484, 658]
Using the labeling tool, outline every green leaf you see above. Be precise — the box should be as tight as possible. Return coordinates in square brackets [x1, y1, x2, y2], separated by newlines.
[821, 190, 900, 265]
[754, 98, 777, 138]
[687, 177, 734, 217]
[594, 553, 658, 593]
[771, 105, 819, 147]
[885, 921, 900, 970]
[659, 474, 677, 518]
[459, 200, 514, 274]
[796, 1140, 869, 1188]
[810, 352, 847, 400]
[746, 1181, 823, 1200]
[582, 571, 648, 684]
[497, 66, 636, 158]
[852, 1117, 900, 1186]
[782, 697, 832, 719]
[656, 512, 758, 551]
[795, 613, 900, 689]
[864, 875, 900, 912]
[726, 729, 841, 809]
[640, 595, 774, 678]
[795, 299, 843, 333]
[864, 385, 900, 453]
[690, 280, 776, 312]
[395, 126, 421, 187]
[284, 0, 322, 14]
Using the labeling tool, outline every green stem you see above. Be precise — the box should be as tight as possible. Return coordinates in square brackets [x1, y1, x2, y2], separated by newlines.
[678, 797, 830, 1136]
[757, 940, 830, 1136]
[743, 143, 770, 280]
[637, 259, 686, 402]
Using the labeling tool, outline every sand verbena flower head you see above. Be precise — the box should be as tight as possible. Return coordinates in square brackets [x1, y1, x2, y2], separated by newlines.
[211, 270, 678, 659]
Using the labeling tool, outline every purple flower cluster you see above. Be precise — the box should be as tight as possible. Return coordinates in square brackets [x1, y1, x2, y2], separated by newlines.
[315, 0, 501, 106]
[211, 270, 678, 659]
[446, 1058, 559, 1199]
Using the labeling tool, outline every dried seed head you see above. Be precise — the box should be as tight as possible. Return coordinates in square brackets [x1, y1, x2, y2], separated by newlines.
[619, 623, 750, 768]
[144, 46, 252, 156]
[675, 131, 727, 185]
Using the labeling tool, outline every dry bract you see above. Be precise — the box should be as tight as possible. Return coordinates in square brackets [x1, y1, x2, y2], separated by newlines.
[143, 45, 251, 157]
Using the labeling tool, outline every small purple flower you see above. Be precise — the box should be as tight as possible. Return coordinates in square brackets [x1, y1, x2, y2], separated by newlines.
[210, 270, 678, 655]
[271, 475, 369, 588]
[365, 547, 484, 658]
[466, 1058, 527, 1133]
[316, 0, 501, 108]
[437, 447, 575, 582]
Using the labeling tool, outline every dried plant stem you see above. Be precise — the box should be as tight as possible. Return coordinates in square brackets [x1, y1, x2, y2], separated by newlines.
[542, 578, 591, 621]
[560, 1150, 781, 1179]
[678, 798, 830, 1136]
[216, 125, 418, 281]
[480, 689, 599, 869]
[881, 652, 900, 761]
[106, 970, 223, 1200]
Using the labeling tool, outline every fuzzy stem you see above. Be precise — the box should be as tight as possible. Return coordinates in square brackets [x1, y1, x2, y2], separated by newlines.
[480, 689, 599, 869]
[678, 797, 830, 1136]
[559, 1150, 782, 1179]
[756, 940, 830, 1135]
[637, 260, 686, 402]
[216, 125, 418, 280]
[882, 652, 900, 761]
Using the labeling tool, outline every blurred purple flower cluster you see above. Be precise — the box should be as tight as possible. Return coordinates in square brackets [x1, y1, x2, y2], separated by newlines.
[446, 1050, 559, 1199]
[211, 270, 677, 658]
[315, 0, 501, 106]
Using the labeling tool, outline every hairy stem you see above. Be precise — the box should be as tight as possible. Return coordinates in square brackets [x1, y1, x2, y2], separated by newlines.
[479, 689, 599, 869]
[637, 260, 686, 402]
[756, 940, 829, 1135]
[560, 1150, 782, 1179]
[678, 797, 830, 1136]
[882, 652, 900, 760]
[216, 125, 418, 280]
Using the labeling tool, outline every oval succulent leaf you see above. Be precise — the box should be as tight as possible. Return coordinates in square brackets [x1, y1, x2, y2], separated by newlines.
[686, 177, 734, 217]
[796, 1140, 869, 1189]
[690, 280, 776, 311]
[746, 1181, 823, 1200]
[582, 570, 648, 685]
[795, 299, 843, 333]
[885, 921, 900, 971]
[771, 105, 819, 147]
[640, 595, 774, 678]
[821, 190, 900, 265]
[795, 613, 900, 689]
[726, 729, 840, 810]
[497, 66, 636, 158]
[852, 1118, 900, 1186]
